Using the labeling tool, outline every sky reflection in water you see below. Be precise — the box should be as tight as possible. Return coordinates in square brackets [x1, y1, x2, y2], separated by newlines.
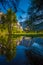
[0, 37, 43, 65]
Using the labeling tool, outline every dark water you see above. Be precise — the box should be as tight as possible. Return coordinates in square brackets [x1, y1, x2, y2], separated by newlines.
[0, 37, 43, 65]
[0, 46, 29, 65]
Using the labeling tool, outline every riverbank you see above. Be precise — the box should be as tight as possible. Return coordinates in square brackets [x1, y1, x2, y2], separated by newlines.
[12, 33, 43, 37]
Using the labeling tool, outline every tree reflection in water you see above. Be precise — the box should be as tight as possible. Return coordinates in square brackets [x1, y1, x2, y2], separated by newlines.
[0, 35, 22, 61]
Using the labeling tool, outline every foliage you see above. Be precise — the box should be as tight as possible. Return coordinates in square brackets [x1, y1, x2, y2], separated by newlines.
[0, 9, 23, 61]
[0, 9, 17, 60]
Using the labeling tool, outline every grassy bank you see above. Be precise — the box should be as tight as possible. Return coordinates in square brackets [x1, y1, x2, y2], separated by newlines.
[11, 33, 43, 37]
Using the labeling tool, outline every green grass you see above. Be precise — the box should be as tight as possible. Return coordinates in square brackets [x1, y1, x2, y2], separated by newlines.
[11, 33, 43, 37]
[0, 23, 43, 37]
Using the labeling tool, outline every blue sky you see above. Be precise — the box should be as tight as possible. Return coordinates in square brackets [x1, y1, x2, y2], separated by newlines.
[0, 0, 31, 22]
[16, 0, 29, 22]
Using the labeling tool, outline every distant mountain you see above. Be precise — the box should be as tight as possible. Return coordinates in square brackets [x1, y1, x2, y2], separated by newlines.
[34, 22, 43, 31]
[19, 22, 27, 29]
[20, 21, 43, 31]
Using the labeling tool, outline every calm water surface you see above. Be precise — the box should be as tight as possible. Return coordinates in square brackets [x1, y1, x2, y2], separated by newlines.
[0, 36, 43, 65]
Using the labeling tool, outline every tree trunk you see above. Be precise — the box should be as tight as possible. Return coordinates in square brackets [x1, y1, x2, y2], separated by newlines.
[7, 22, 12, 49]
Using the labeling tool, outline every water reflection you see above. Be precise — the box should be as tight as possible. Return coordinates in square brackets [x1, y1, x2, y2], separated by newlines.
[0, 35, 32, 63]
[0, 36, 23, 61]
[26, 37, 43, 65]
[0, 35, 43, 65]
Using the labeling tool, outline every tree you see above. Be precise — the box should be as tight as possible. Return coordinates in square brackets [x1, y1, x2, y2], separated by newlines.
[1, 9, 17, 46]
[1, 14, 6, 29]
[0, 9, 17, 60]
[5, 9, 17, 45]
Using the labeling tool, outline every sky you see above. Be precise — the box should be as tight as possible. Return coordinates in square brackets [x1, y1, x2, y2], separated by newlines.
[0, 0, 31, 22]
[16, 0, 29, 22]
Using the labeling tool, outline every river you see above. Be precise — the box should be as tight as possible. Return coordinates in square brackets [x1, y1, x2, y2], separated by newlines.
[0, 36, 43, 65]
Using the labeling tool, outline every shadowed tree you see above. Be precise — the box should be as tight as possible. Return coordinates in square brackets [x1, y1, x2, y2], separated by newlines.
[1, 9, 17, 48]
[6, 9, 17, 45]
[0, 9, 17, 60]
